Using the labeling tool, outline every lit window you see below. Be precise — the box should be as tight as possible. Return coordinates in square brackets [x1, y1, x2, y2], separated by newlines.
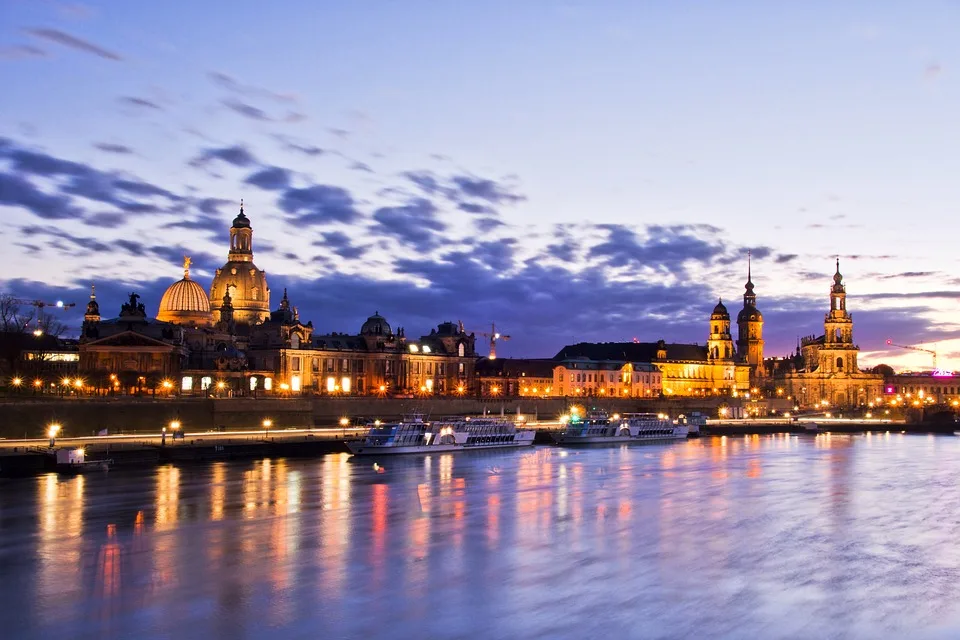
[426, 379, 433, 391]
[264, 378, 273, 391]
[291, 375, 301, 392]
[250, 377, 258, 391]
[409, 344, 419, 353]
[341, 377, 351, 393]
[422, 345, 431, 354]
[327, 377, 336, 393]
[201, 376, 212, 390]
[181, 376, 193, 391]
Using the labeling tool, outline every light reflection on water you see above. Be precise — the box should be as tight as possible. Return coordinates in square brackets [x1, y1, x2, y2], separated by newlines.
[3, 435, 960, 638]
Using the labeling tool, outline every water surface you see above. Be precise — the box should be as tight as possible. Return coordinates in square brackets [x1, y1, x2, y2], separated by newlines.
[3, 433, 960, 639]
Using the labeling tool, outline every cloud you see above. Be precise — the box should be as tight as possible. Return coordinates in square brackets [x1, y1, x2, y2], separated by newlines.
[589, 224, 726, 274]
[925, 63, 943, 80]
[316, 231, 366, 259]
[880, 271, 936, 280]
[0, 44, 47, 59]
[93, 142, 133, 154]
[244, 166, 292, 191]
[207, 71, 297, 104]
[223, 98, 271, 121]
[451, 175, 525, 205]
[350, 161, 373, 173]
[24, 27, 121, 61]
[457, 202, 495, 215]
[0, 172, 82, 220]
[189, 145, 258, 168]
[328, 128, 350, 139]
[474, 217, 505, 234]
[372, 198, 446, 252]
[119, 96, 163, 110]
[775, 253, 798, 264]
[273, 135, 324, 156]
[278, 184, 360, 225]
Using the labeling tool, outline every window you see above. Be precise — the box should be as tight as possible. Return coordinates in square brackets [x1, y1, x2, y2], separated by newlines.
[415, 362, 421, 374]
[181, 376, 193, 391]
[341, 377, 351, 393]
[356, 360, 364, 373]
[312, 358, 320, 372]
[249, 377, 258, 391]
[292, 357, 301, 372]
[291, 333, 300, 349]
[264, 377, 273, 391]
[342, 358, 349, 372]
[291, 375, 301, 392]
[836, 357, 843, 371]
[326, 358, 334, 372]
[327, 377, 336, 393]
[458, 343, 465, 357]
[427, 362, 434, 375]
[201, 376, 212, 390]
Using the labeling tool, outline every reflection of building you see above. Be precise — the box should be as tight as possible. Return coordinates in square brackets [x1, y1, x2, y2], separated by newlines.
[772, 261, 883, 408]
[76, 203, 478, 396]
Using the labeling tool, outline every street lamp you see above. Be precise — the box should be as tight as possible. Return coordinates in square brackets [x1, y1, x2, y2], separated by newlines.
[263, 418, 273, 437]
[48, 423, 61, 447]
[11, 377, 22, 389]
[169, 419, 181, 441]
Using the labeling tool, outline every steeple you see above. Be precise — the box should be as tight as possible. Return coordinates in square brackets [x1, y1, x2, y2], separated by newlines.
[743, 250, 756, 305]
[280, 288, 290, 311]
[84, 284, 100, 323]
[228, 199, 254, 261]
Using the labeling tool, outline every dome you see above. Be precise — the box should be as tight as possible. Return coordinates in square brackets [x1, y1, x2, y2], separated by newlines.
[712, 298, 729, 318]
[360, 312, 392, 336]
[157, 276, 212, 326]
[209, 261, 270, 325]
[737, 304, 763, 323]
[233, 201, 251, 228]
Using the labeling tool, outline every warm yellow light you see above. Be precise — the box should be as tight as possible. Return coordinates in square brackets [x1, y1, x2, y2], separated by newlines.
[47, 423, 61, 438]
[73, 379, 83, 388]
[379, 384, 387, 392]
[419, 385, 427, 392]
[109, 373, 117, 381]
[339, 417, 350, 427]
[560, 414, 570, 424]
[33, 329, 43, 337]
[262, 419, 273, 428]
[611, 413, 620, 420]
[216, 381, 226, 389]
[169, 420, 181, 431]
[12, 377, 22, 386]
[162, 380, 173, 389]
[374, 419, 382, 426]
[491, 385, 500, 395]
[76, 448, 85, 457]
[33, 379, 42, 387]
[456, 384, 465, 394]
[61, 377, 71, 386]
[279, 382, 290, 391]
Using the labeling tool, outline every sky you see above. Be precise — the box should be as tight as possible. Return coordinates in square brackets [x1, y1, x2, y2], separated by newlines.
[1, 1, 959, 369]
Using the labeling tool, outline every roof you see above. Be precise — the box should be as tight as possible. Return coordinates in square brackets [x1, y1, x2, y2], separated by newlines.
[475, 357, 556, 378]
[553, 341, 708, 363]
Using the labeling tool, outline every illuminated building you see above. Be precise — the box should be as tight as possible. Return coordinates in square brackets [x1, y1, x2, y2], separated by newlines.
[157, 257, 213, 327]
[736, 255, 766, 383]
[551, 358, 662, 398]
[208, 202, 271, 326]
[475, 358, 556, 397]
[771, 260, 883, 408]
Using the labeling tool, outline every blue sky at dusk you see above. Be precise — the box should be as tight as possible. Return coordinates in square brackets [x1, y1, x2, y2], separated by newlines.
[1, 1, 959, 368]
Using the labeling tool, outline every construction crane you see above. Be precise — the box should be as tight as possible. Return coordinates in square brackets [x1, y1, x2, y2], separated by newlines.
[463, 322, 511, 360]
[4, 297, 76, 336]
[886, 339, 937, 371]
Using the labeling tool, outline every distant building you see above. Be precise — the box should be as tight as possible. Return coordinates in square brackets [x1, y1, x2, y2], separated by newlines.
[552, 357, 662, 398]
[475, 358, 556, 397]
[883, 372, 960, 406]
[771, 261, 883, 408]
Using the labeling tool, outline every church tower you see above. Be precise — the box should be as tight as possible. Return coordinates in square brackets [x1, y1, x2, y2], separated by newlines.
[818, 259, 859, 374]
[707, 299, 734, 361]
[209, 201, 271, 326]
[737, 252, 765, 378]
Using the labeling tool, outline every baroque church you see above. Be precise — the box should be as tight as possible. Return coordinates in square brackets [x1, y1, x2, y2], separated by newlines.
[769, 260, 883, 408]
[79, 203, 479, 396]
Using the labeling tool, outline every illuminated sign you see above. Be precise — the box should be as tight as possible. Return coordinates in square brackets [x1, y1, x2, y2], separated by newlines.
[932, 369, 955, 377]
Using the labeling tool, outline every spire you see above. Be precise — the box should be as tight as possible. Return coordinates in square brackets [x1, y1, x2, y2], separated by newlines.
[744, 250, 755, 295]
[280, 288, 290, 310]
[232, 198, 251, 229]
[90, 284, 96, 300]
[183, 255, 192, 279]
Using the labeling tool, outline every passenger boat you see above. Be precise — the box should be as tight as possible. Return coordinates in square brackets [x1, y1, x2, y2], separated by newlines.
[551, 411, 688, 445]
[347, 413, 535, 456]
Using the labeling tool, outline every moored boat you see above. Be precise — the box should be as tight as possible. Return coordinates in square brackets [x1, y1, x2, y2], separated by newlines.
[551, 410, 687, 445]
[347, 413, 535, 456]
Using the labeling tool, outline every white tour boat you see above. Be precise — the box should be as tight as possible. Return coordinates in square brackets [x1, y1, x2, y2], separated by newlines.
[551, 411, 688, 445]
[347, 413, 535, 456]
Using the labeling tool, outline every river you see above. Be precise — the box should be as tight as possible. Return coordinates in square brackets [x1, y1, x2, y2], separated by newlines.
[3, 433, 960, 639]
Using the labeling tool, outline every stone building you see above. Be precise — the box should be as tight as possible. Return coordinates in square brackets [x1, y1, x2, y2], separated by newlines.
[474, 358, 556, 397]
[209, 202, 271, 326]
[736, 255, 766, 384]
[772, 261, 883, 408]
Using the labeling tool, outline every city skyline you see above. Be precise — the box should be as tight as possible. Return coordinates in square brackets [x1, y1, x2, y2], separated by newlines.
[2, 1, 959, 368]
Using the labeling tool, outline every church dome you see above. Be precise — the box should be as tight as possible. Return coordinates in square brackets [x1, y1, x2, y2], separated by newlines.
[712, 298, 729, 318]
[360, 312, 392, 336]
[157, 258, 213, 327]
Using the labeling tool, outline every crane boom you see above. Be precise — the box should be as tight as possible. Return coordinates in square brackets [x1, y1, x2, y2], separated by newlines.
[3, 297, 76, 335]
[461, 321, 511, 360]
[885, 339, 937, 370]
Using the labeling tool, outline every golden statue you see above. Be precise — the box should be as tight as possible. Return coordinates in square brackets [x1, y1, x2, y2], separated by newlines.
[183, 255, 192, 278]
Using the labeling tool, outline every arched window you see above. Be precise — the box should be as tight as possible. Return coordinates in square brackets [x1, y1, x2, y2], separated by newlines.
[291, 333, 300, 349]
[836, 357, 843, 371]
[835, 328, 841, 341]
[251, 287, 259, 301]
[458, 343, 465, 357]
